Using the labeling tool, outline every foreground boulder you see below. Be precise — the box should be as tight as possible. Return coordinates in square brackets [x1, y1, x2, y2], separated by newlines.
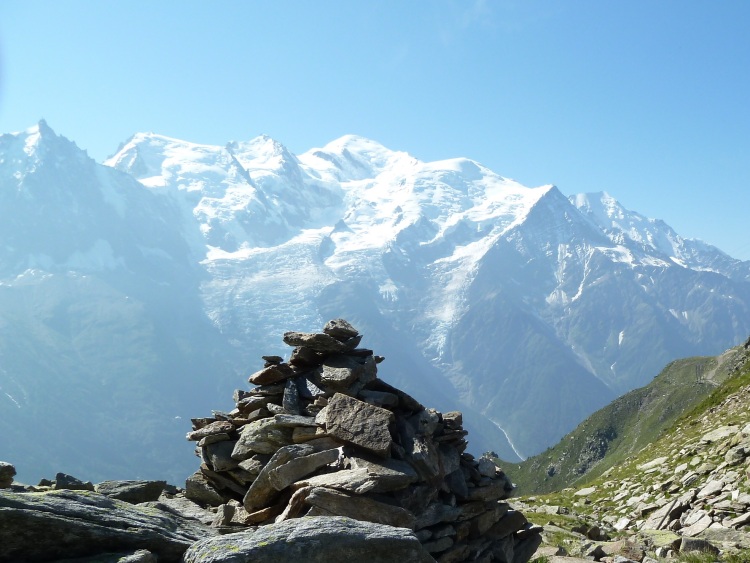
[183, 516, 434, 563]
[0, 488, 215, 562]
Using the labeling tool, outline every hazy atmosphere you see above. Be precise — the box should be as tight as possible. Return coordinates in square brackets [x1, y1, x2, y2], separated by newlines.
[1, 1, 748, 259]
[2, 4, 750, 561]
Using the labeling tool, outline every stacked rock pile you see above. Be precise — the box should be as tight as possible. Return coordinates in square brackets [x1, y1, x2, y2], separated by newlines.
[185, 319, 542, 562]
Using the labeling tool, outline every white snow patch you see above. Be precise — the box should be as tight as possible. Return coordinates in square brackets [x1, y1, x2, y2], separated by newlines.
[23, 127, 41, 157]
[671, 256, 687, 268]
[669, 309, 690, 321]
[599, 245, 635, 265]
[378, 280, 399, 302]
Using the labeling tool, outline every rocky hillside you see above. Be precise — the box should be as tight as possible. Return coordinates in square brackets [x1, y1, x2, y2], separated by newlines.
[508, 340, 750, 495]
[515, 340, 750, 561]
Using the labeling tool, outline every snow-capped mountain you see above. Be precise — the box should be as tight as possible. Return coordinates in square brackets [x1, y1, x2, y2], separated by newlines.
[1, 122, 749, 483]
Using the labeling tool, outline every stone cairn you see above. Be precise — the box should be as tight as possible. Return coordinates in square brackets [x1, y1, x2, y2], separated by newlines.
[185, 319, 542, 562]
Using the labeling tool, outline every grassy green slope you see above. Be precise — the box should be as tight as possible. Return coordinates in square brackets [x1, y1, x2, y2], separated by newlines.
[504, 341, 749, 495]
[513, 348, 750, 560]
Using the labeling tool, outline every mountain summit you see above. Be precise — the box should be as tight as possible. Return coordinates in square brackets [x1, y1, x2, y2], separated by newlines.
[106, 128, 750, 458]
[1, 123, 748, 483]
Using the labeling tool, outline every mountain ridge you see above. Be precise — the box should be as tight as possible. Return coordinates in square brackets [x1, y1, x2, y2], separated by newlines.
[1, 122, 749, 484]
[101, 124, 750, 455]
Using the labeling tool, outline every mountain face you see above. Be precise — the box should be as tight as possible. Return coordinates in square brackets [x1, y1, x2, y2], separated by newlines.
[1, 122, 749, 483]
[0, 123, 242, 484]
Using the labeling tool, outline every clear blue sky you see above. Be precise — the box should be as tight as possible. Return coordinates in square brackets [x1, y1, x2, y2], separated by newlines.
[1, 1, 748, 259]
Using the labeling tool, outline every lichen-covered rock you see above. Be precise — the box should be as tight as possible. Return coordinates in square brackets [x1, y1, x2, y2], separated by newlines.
[182, 516, 435, 563]
[0, 489, 214, 562]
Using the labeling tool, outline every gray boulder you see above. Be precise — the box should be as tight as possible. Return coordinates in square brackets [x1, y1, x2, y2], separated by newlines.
[283, 331, 359, 353]
[323, 318, 359, 340]
[54, 472, 95, 491]
[680, 537, 720, 556]
[0, 489, 215, 562]
[95, 480, 167, 504]
[182, 516, 435, 563]
[325, 392, 394, 457]
[185, 470, 227, 506]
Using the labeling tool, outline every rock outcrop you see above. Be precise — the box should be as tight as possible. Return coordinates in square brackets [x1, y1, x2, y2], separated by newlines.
[183, 515, 435, 563]
[516, 353, 750, 561]
[185, 319, 542, 562]
[0, 487, 215, 562]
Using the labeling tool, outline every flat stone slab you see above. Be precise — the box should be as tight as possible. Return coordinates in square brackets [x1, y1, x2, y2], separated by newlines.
[243, 444, 317, 511]
[292, 468, 379, 495]
[349, 454, 419, 492]
[267, 448, 341, 491]
[325, 393, 394, 457]
[186, 420, 235, 442]
[700, 426, 739, 444]
[283, 332, 354, 353]
[248, 363, 295, 385]
[726, 511, 750, 528]
[303, 487, 416, 529]
[682, 514, 713, 537]
[467, 476, 513, 502]
[182, 516, 434, 563]
[94, 480, 167, 504]
[637, 457, 668, 471]
[316, 356, 367, 390]
[574, 486, 597, 497]
[697, 479, 725, 499]
[231, 417, 293, 458]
